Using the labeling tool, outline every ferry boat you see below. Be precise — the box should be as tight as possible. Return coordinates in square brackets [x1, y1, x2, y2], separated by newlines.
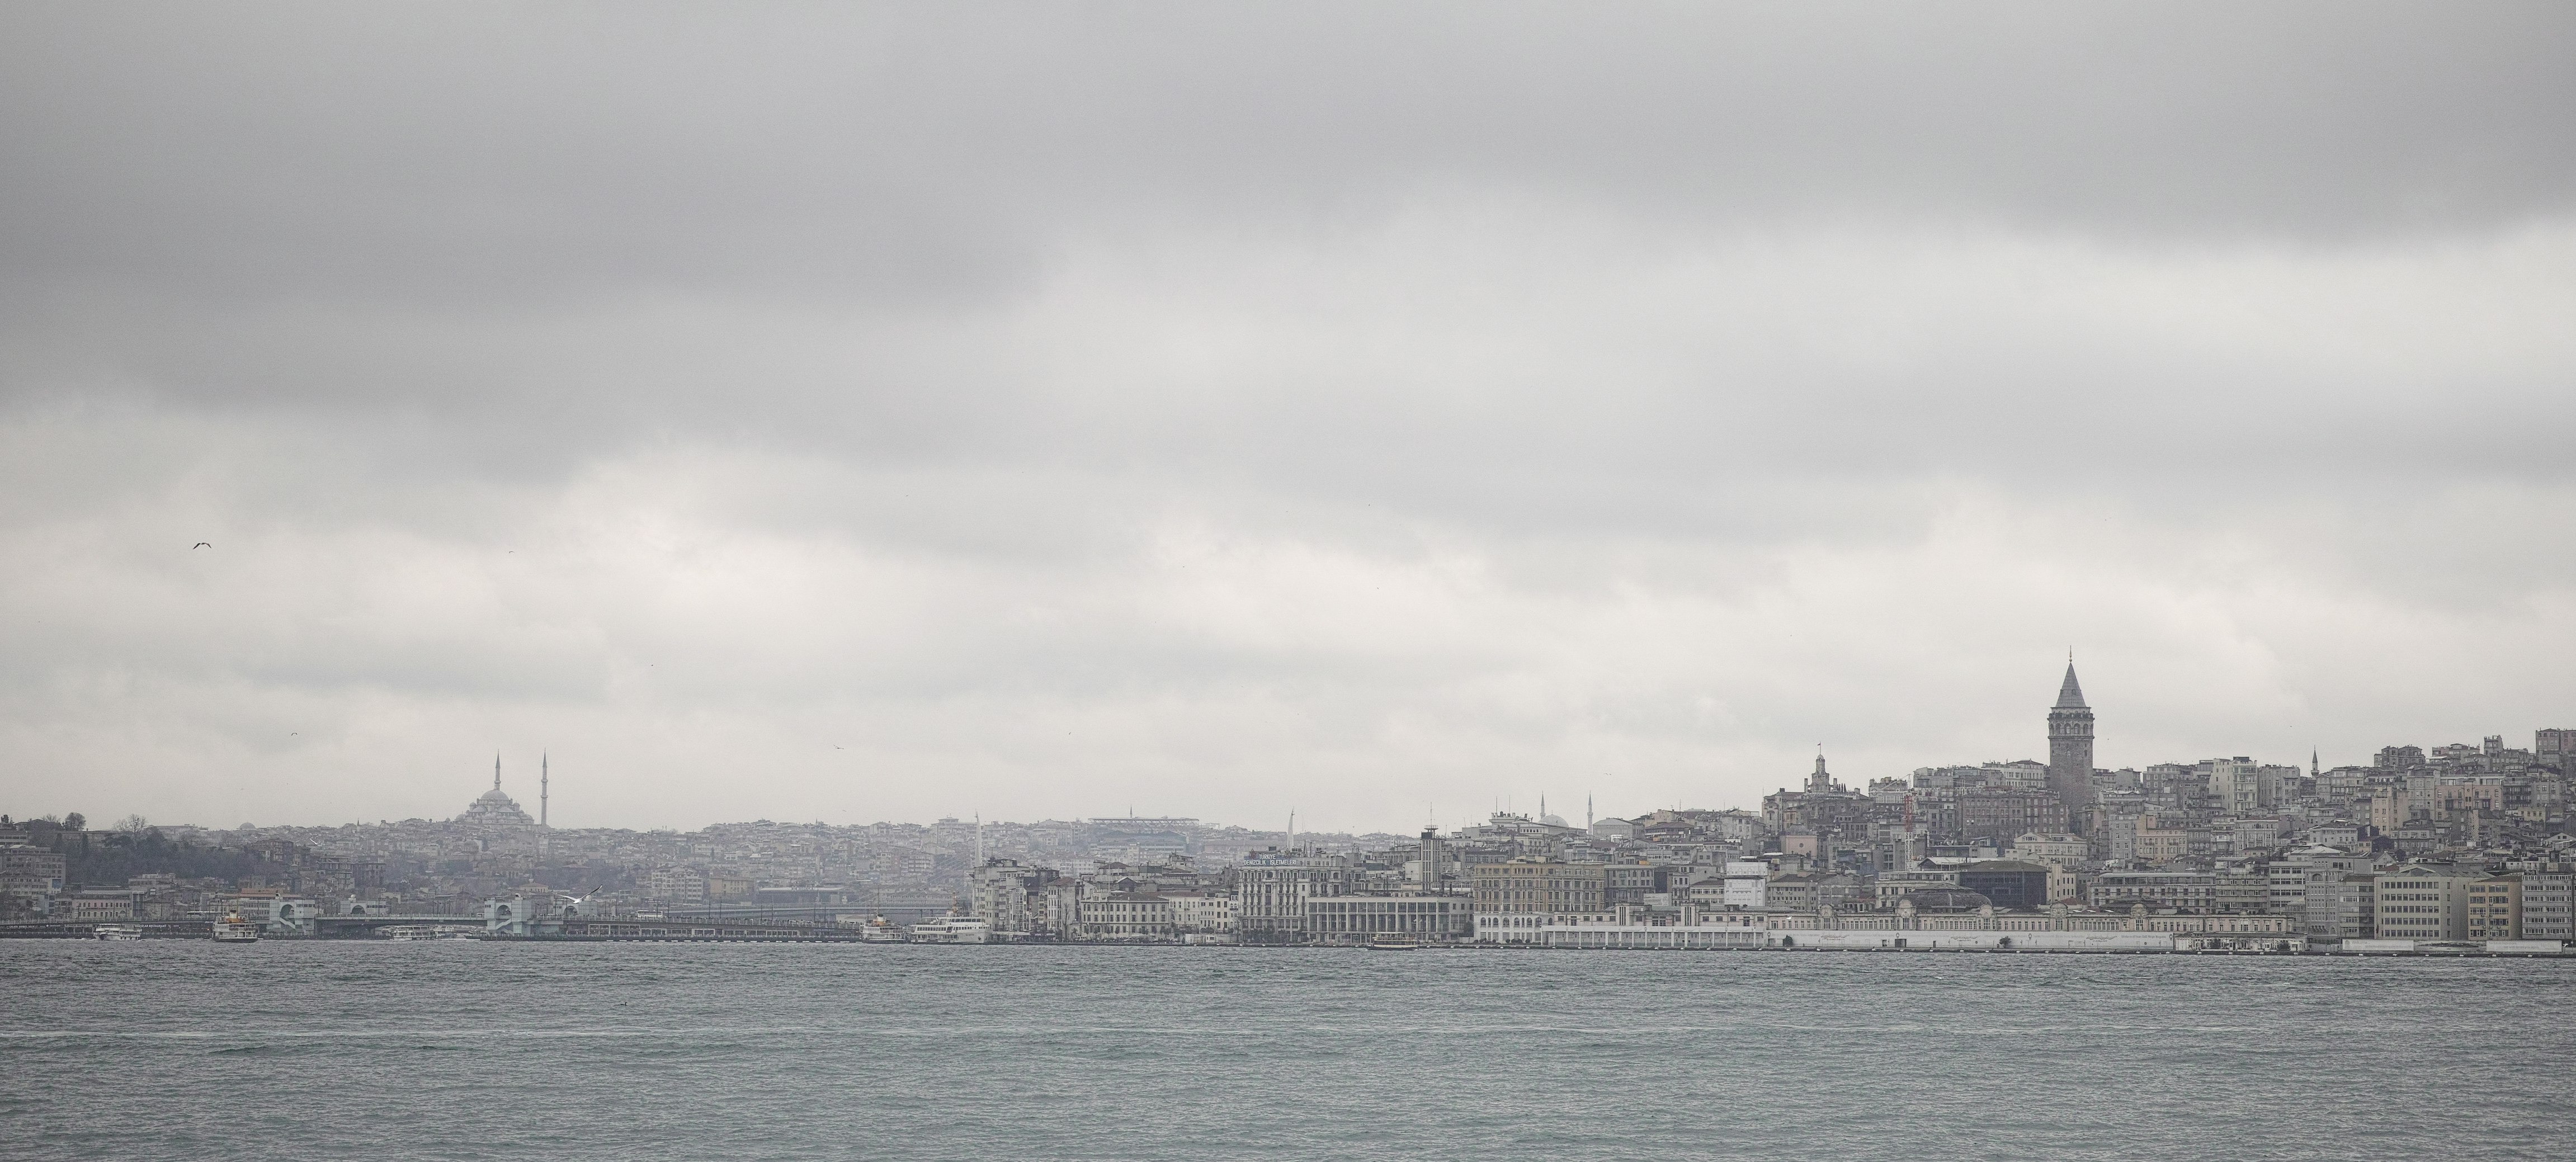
[94, 924, 144, 941]
[907, 916, 991, 944]
[211, 911, 262, 943]
[854, 915, 905, 943]
[1366, 934, 1421, 951]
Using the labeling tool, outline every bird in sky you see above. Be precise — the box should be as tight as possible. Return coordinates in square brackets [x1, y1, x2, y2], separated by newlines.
[191, 542, 211, 549]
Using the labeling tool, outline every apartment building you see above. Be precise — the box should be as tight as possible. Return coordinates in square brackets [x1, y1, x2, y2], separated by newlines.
[2467, 875, 2522, 940]
[2374, 865, 2474, 942]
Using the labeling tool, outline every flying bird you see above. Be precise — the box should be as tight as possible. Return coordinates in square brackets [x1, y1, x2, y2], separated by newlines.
[192, 542, 211, 549]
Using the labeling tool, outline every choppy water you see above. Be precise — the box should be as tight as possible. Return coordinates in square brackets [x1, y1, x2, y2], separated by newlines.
[4, 942, 2572, 1160]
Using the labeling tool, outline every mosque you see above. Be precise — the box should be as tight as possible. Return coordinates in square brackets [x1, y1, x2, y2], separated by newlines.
[456, 753, 544, 828]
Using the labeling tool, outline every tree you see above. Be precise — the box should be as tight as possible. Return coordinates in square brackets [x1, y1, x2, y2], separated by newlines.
[114, 814, 150, 834]
[62, 812, 86, 832]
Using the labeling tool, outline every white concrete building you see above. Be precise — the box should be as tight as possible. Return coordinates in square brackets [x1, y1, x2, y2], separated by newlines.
[1721, 862, 1768, 909]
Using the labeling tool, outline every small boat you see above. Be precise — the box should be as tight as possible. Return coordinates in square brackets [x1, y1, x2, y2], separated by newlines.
[1366, 934, 1421, 950]
[94, 924, 144, 941]
[212, 911, 262, 943]
[907, 916, 991, 944]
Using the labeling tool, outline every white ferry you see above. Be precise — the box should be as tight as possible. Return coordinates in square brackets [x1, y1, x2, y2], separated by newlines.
[907, 916, 991, 944]
[211, 911, 262, 943]
[94, 924, 144, 941]
[852, 915, 906, 943]
[1366, 934, 1421, 951]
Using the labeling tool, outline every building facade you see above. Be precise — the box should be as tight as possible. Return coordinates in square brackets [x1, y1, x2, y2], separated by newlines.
[1470, 861, 1608, 915]
[2374, 865, 2473, 942]
[1304, 895, 1471, 940]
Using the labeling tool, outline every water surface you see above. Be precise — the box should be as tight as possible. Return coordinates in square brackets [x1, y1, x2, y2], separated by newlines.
[4, 942, 2568, 1160]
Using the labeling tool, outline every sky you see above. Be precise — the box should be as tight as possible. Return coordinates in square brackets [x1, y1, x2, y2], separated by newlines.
[4, 3, 2573, 833]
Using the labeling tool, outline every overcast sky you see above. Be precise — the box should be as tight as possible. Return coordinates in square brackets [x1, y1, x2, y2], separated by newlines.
[4, 3, 2572, 833]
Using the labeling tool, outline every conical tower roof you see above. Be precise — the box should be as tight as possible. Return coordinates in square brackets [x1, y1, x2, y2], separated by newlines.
[2055, 662, 2087, 709]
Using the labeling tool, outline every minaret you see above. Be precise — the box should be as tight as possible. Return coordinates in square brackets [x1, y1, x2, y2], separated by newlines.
[2047, 659, 2096, 835]
[540, 752, 549, 828]
[493, 752, 502, 791]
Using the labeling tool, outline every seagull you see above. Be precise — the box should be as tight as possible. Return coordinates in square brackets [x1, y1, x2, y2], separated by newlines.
[192, 542, 211, 549]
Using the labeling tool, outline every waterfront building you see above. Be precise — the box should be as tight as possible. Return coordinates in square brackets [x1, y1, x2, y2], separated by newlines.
[1233, 852, 1354, 940]
[1040, 878, 1084, 938]
[2516, 866, 2573, 939]
[1167, 891, 1235, 934]
[2468, 875, 2522, 940]
[1079, 891, 1175, 939]
[1473, 911, 1550, 944]
[1470, 860, 1608, 915]
[2325, 873, 2377, 940]
[2374, 865, 2474, 942]
[1303, 895, 1470, 941]
[67, 887, 135, 922]
[968, 858, 1059, 936]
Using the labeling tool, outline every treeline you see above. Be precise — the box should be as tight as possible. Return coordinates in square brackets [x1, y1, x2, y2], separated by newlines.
[21, 823, 305, 888]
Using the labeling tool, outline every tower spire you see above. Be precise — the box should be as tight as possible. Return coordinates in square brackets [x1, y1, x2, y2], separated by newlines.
[2055, 661, 2087, 709]
[494, 752, 502, 791]
[540, 752, 549, 828]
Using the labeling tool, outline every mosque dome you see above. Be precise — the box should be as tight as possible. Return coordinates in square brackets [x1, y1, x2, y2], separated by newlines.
[457, 759, 536, 827]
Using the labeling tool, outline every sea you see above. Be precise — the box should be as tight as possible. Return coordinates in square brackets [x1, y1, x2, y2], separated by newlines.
[4, 941, 2572, 1161]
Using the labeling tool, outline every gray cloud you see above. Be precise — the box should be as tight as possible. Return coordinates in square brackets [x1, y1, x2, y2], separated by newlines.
[3, 3, 2572, 828]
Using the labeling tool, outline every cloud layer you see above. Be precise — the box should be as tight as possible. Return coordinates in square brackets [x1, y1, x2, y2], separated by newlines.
[4, 3, 2573, 829]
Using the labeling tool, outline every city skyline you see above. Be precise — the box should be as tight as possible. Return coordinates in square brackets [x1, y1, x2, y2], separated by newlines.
[23, 662, 2566, 837]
